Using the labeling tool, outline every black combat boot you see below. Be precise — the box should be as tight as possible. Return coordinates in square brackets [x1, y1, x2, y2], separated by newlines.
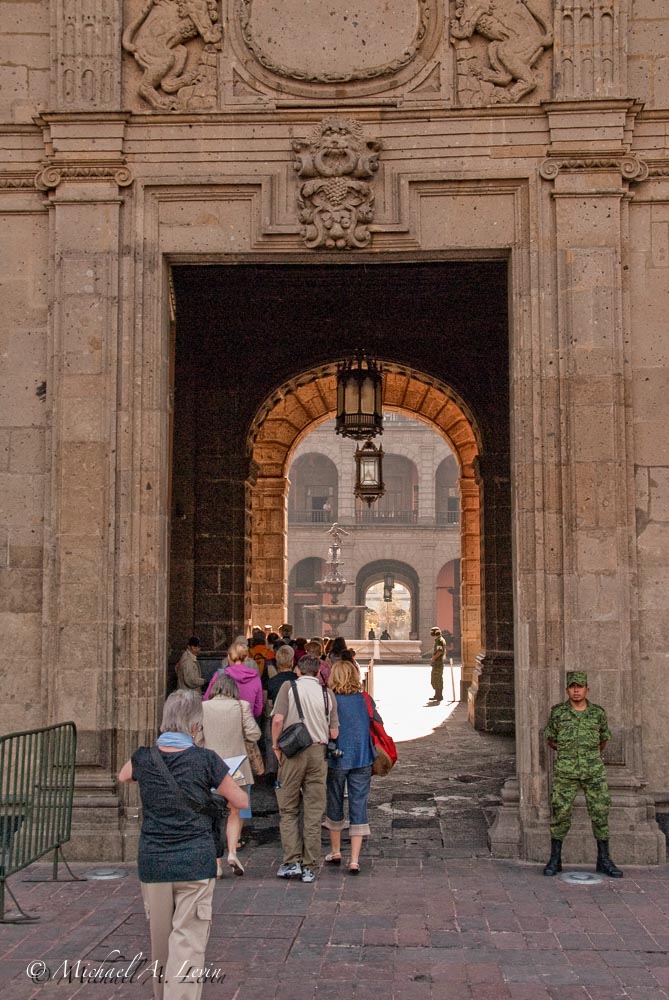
[596, 839, 623, 878]
[543, 839, 562, 876]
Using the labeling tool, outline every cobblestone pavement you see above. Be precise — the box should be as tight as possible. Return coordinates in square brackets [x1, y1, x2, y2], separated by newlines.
[2, 667, 669, 1000]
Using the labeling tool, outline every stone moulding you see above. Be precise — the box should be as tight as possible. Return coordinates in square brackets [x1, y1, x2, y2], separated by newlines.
[237, 0, 432, 84]
[0, 173, 37, 190]
[291, 118, 382, 251]
[539, 152, 649, 182]
[35, 162, 134, 191]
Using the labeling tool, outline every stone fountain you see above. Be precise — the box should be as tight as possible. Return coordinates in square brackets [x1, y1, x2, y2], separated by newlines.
[304, 523, 366, 637]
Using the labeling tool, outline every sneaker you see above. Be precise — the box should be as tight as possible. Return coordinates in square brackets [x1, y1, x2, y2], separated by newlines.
[300, 866, 316, 883]
[276, 862, 302, 879]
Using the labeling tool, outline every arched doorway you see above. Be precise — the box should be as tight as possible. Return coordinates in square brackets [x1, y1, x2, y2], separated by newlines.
[355, 560, 420, 639]
[169, 260, 512, 735]
[248, 364, 485, 713]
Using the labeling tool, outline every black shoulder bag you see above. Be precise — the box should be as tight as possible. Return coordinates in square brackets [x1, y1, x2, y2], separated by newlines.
[150, 747, 227, 855]
[276, 680, 314, 758]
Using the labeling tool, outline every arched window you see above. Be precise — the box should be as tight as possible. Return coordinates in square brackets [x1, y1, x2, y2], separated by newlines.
[288, 452, 338, 523]
[356, 453, 418, 523]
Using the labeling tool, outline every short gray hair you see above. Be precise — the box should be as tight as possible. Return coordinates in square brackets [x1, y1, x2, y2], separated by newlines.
[211, 673, 240, 699]
[275, 645, 295, 670]
[298, 654, 320, 677]
[160, 689, 203, 735]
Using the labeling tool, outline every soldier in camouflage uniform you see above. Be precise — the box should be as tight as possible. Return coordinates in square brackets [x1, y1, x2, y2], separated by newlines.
[543, 670, 622, 878]
[429, 627, 446, 703]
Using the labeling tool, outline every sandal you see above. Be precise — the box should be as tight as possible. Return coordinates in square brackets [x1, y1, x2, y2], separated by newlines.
[324, 852, 342, 865]
[348, 862, 360, 875]
[236, 839, 248, 851]
[216, 860, 225, 879]
[228, 853, 245, 876]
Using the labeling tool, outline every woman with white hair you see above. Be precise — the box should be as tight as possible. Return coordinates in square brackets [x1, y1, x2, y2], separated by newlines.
[202, 672, 260, 876]
[118, 689, 247, 1000]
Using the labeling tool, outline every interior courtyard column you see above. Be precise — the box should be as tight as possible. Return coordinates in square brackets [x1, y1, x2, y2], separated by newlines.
[37, 119, 130, 857]
[251, 476, 289, 629]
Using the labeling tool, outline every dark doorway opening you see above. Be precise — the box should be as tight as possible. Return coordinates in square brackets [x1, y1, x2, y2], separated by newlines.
[169, 259, 514, 733]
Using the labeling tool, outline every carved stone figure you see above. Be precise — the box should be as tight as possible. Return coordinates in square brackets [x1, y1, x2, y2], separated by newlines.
[450, 0, 553, 106]
[291, 119, 382, 251]
[122, 0, 222, 111]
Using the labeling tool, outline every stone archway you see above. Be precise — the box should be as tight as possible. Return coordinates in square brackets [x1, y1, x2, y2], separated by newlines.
[248, 363, 482, 693]
[355, 559, 420, 639]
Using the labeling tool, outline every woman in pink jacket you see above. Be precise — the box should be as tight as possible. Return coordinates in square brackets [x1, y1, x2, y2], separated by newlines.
[224, 639, 264, 719]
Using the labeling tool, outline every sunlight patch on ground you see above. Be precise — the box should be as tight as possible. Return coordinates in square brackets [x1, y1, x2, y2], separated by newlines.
[370, 664, 461, 743]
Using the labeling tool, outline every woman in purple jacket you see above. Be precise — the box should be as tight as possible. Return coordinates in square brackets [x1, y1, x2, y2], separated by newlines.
[224, 639, 264, 719]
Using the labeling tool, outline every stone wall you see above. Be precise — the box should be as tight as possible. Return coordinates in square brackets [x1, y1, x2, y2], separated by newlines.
[0, 0, 49, 122]
[0, 0, 667, 861]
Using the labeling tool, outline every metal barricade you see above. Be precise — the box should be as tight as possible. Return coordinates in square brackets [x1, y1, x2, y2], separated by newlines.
[0, 722, 77, 922]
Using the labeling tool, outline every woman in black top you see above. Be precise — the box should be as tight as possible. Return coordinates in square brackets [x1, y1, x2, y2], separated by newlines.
[119, 689, 247, 1000]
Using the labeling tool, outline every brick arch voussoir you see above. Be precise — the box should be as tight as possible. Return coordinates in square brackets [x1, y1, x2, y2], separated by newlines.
[250, 369, 479, 479]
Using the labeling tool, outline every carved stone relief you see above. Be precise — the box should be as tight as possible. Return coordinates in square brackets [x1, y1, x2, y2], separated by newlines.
[230, 0, 443, 100]
[554, 0, 621, 98]
[450, 0, 553, 106]
[291, 119, 381, 251]
[122, 0, 222, 111]
[56, 0, 121, 108]
[238, 0, 431, 84]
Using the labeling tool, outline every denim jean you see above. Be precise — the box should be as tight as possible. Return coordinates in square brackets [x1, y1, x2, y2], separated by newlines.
[325, 765, 372, 837]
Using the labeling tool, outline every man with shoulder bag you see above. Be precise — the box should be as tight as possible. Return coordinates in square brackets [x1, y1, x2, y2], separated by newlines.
[271, 654, 339, 883]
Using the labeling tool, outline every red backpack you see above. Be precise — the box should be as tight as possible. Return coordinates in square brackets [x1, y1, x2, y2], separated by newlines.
[363, 692, 398, 776]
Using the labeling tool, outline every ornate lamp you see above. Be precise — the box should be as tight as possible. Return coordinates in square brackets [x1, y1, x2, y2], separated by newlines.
[335, 353, 383, 440]
[354, 439, 385, 506]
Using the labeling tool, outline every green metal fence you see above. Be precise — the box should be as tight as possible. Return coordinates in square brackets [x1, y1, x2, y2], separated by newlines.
[0, 722, 77, 921]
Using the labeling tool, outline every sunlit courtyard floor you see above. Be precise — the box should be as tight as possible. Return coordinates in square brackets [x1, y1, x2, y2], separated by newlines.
[370, 662, 462, 743]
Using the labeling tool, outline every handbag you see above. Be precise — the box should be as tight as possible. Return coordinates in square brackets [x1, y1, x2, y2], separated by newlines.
[276, 680, 313, 758]
[150, 748, 227, 855]
[238, 702, 264, 777]
[362, 692, 398, 776]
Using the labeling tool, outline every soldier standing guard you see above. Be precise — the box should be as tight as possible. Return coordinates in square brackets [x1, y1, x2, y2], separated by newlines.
[543, 670, 623, 878]
[428, 627, 446, 704]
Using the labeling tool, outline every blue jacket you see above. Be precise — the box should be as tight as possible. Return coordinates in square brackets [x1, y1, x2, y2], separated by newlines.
[330, 692, 376, 770]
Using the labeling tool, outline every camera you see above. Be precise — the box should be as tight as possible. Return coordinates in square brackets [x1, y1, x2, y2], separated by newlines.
[326, 740, 344, 760]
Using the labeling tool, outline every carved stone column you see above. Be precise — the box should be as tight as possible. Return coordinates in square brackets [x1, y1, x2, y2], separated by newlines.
[251, 476, 289, 629]
[497, 104, 664, 863]
[37, 117, 131, 857]
[54, 0, 122, 109]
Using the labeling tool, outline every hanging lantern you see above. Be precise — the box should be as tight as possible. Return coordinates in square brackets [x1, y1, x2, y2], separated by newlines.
[336, 354, 383, 440]
[354, 439, 385, 506]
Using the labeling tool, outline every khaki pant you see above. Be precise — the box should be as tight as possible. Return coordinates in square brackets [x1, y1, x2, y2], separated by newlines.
[141, 879, 215, 1000]
[276, 744, 327, 867]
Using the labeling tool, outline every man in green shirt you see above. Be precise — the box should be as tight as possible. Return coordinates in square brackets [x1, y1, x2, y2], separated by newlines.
[543, 670, 622, 878]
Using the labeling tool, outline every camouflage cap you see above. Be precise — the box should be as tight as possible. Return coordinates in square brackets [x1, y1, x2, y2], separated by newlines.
[566, 670, 588, 687]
